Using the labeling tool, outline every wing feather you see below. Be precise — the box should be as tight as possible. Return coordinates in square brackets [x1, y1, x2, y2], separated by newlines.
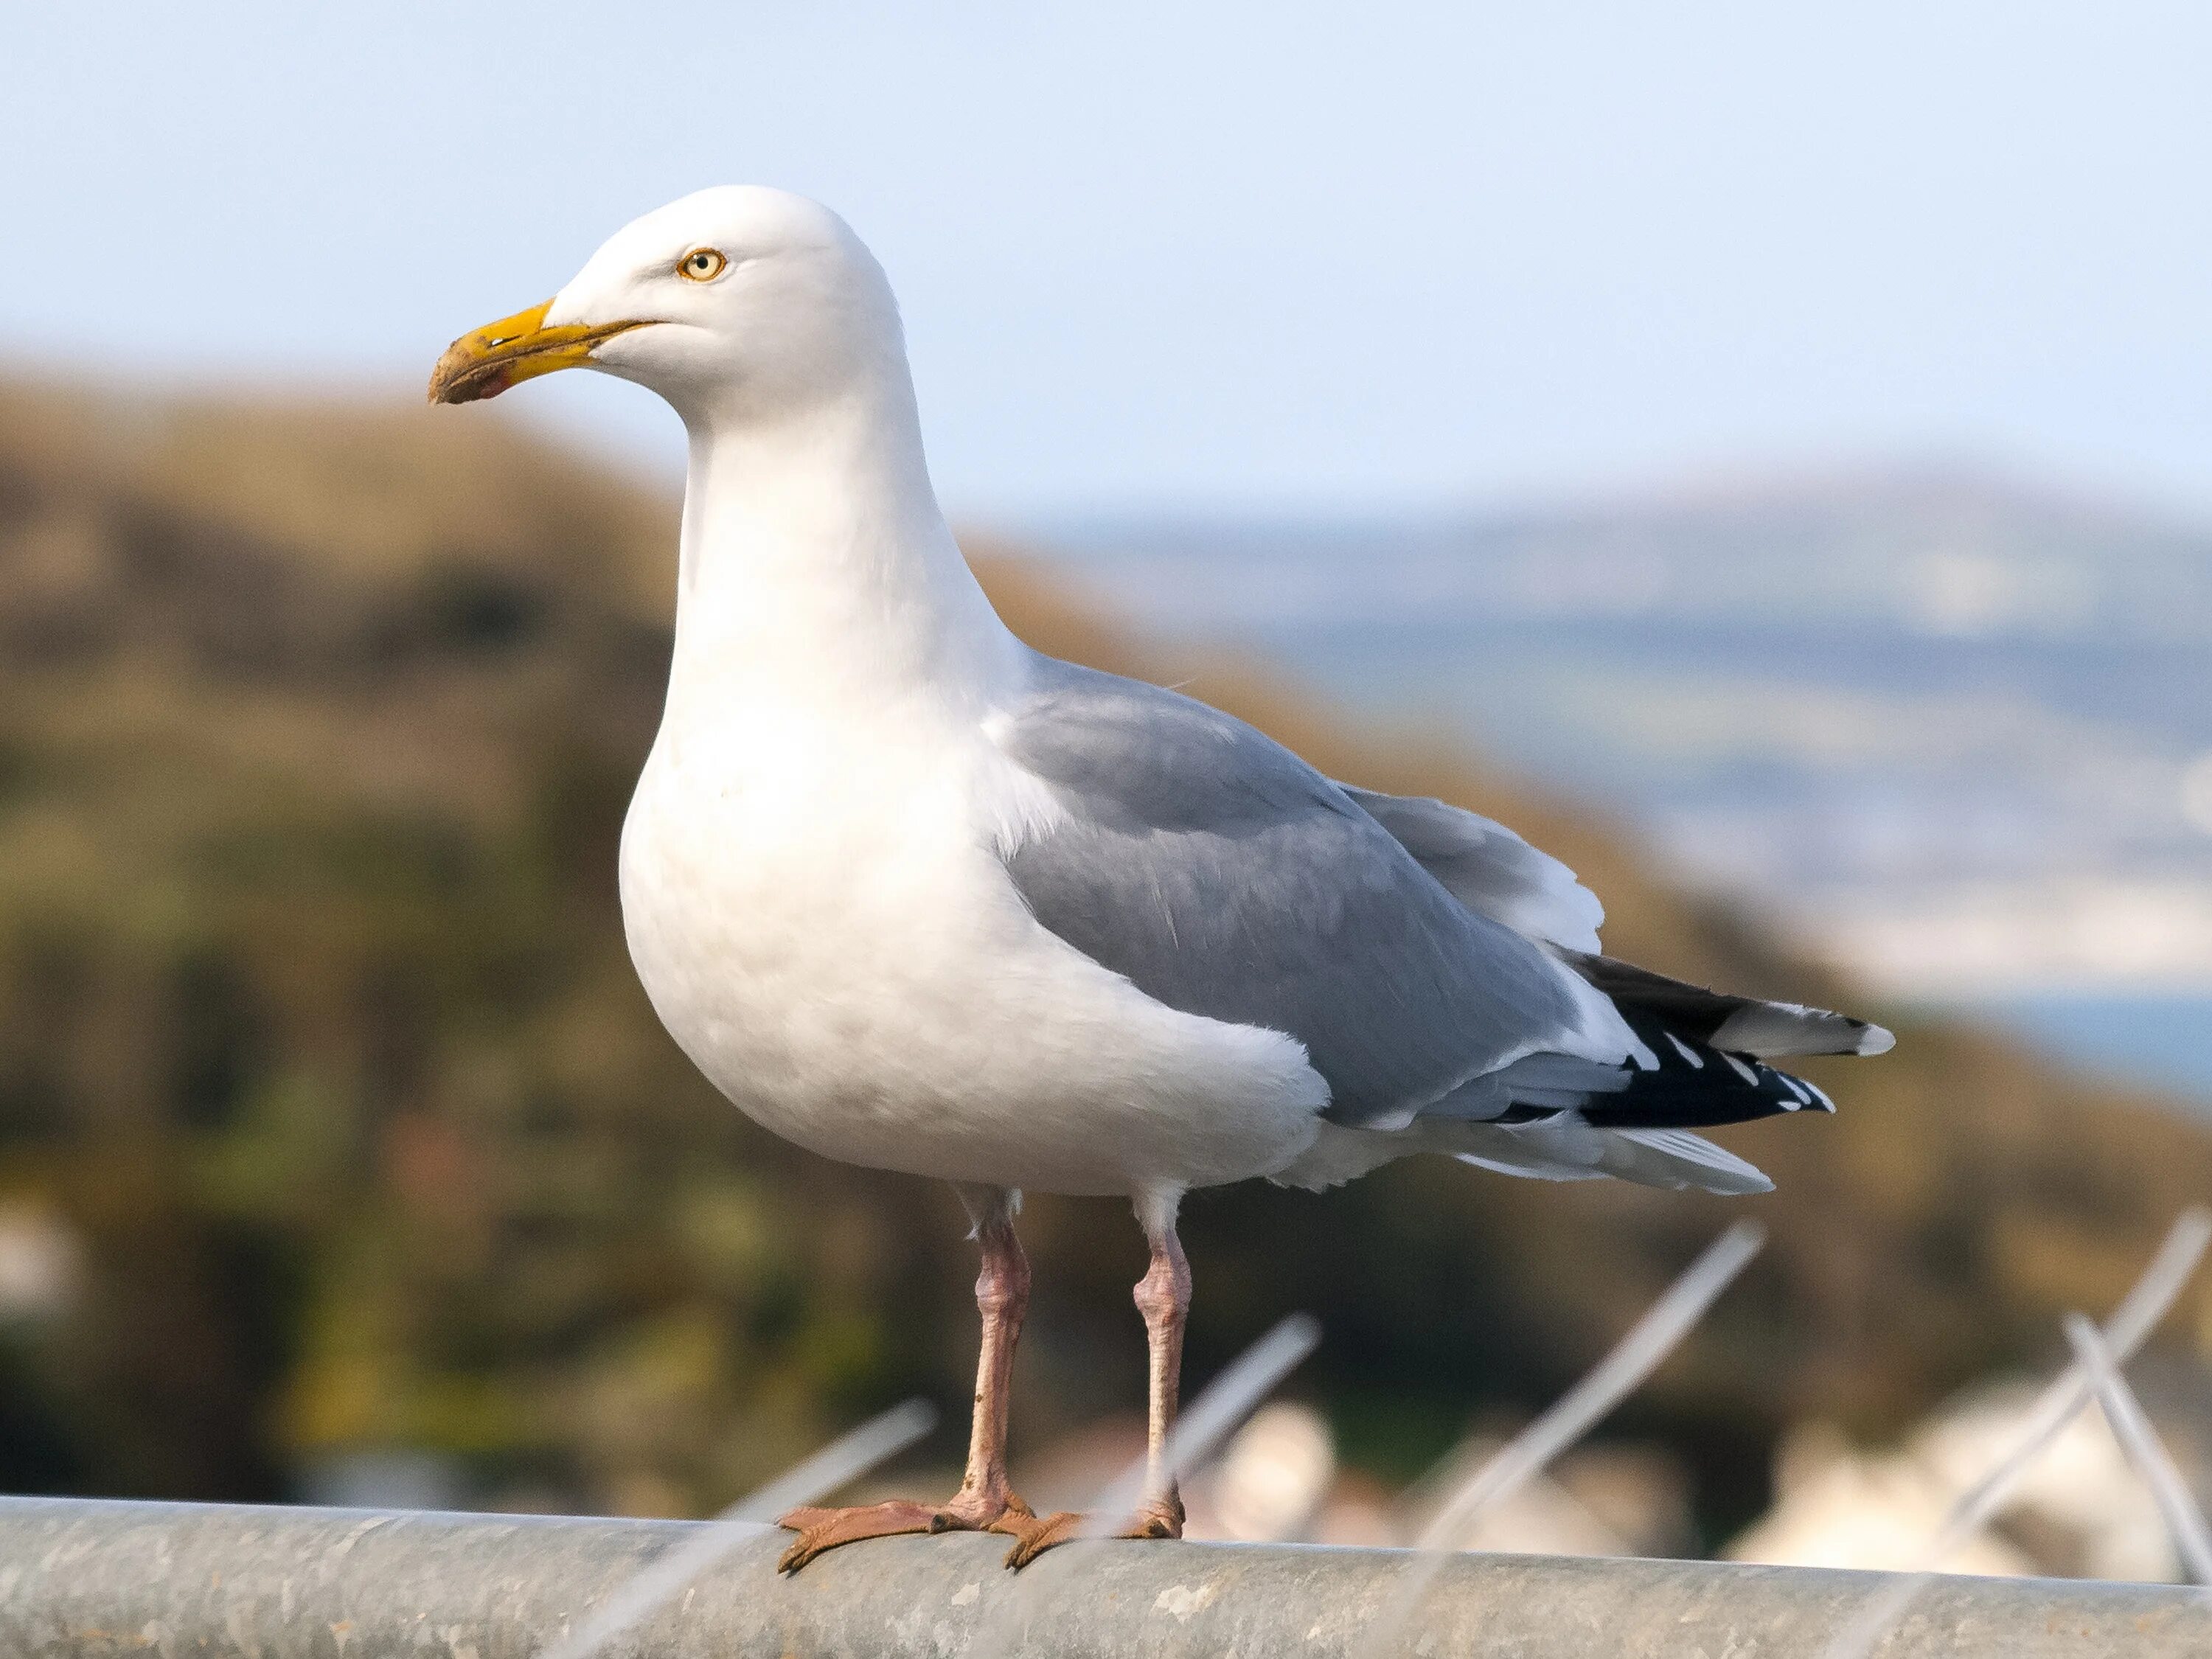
[992, 655, 1633, 1129]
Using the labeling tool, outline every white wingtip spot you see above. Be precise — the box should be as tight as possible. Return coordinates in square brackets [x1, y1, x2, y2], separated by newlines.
[1665, 1033, 1706, 1070]
[1720, 1051, 1761, 1086]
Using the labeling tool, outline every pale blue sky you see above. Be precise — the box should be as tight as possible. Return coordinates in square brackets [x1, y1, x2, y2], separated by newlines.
[7, 2, 2211, 518]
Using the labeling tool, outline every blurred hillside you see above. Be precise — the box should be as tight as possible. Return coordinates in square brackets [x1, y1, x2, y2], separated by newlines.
[1048, 482, 2212, 1021]
[0, 380, 2208, 1547]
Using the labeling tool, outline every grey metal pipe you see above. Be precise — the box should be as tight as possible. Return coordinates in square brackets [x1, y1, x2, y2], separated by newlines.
[1, 1495, 2205, 1657]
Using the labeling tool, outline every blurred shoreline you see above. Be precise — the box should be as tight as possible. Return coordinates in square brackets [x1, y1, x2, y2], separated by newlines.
[1029, 470, 2212, 1113]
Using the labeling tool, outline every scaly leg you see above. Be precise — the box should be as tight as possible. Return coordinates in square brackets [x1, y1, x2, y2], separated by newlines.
[779, 1185, 1039, 1571]
[1001, 1190, 1189, 1568]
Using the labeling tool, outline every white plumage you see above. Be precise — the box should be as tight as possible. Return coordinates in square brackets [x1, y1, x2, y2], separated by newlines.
[428, 185, 1890, 1568]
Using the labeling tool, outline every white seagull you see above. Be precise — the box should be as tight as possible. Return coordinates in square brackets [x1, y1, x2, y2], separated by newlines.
[429, 187, 1892, 1570]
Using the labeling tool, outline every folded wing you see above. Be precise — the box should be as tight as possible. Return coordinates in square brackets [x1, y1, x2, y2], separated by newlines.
[992, 655, 1888, 1197]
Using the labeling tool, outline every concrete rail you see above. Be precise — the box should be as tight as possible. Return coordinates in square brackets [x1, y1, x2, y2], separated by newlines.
[1, 1495, 2205, 1657]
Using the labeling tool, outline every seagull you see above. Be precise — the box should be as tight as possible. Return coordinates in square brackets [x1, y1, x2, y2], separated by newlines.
[428, 187, 1893, 1571]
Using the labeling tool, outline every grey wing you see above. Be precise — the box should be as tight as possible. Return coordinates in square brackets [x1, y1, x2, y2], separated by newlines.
[1345, 787, 1902, 1066]
[1335, 786, 1604, 953]
[992, 656, 1630, 1129]
[1339, 785, 1892, 1060]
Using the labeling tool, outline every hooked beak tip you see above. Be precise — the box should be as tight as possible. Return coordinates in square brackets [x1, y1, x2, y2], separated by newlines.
[427, 300, 645, 406]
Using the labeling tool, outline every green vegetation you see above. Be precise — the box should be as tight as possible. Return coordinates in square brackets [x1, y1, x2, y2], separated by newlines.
[1, 381, 2206, 1545]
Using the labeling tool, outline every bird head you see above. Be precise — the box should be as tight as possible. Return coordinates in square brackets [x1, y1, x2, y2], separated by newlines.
[428, 187, 905, 422]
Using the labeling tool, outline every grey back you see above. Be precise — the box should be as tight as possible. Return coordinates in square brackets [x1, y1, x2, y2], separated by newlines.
[994, 655, 1596, 1129]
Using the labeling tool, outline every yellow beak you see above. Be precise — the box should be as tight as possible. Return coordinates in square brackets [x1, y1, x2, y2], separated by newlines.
[426, 299, 646, 405]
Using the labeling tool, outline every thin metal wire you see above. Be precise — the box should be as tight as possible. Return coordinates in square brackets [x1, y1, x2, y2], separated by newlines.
[1820, 1206, 2212, 1659]
[1354, 1220, 1766, 1659]
[962, 1312, 1321, 1659]
[1080, 1312, 1323, 1540]
[535, 1397, 937, 1659]
[2062, 1312, 2212, 1587]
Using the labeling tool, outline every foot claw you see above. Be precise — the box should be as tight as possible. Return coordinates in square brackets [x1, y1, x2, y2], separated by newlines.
[994, 1493, 1183, 1568]
[995, 1507, 1082, 1568]
[777, 1492, 1045, 1571]
[776, 1500, 942, 1572]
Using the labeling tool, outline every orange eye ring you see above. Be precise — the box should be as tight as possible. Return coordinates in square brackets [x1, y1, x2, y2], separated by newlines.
[678, 248, 728, 282]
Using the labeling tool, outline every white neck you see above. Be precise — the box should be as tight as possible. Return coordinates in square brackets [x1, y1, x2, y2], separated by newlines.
[664, 372, 1020, 723]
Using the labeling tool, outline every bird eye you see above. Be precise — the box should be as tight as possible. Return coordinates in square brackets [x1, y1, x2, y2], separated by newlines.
[678, 248, 728, 282]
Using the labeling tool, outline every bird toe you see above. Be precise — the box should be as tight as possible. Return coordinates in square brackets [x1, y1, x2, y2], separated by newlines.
[775, 1499, 944, 1571]
[993, 1506, 1082, 1568]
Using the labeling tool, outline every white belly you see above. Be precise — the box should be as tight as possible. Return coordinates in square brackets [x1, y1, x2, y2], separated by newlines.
[616, 720, 1326, 1198]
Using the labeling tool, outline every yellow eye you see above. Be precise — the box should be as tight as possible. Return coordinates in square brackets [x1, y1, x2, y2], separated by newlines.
[678, 247, 728, 282]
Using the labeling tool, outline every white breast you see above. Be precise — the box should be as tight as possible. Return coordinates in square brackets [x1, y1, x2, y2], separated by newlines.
[616, 701, 1326, 1198]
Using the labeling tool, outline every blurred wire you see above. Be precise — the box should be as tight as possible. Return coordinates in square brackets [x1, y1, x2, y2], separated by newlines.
[1425, 1221, 1762, 1549]
[1355, 1220, 1765, 1659]
[964, 1312, 1321, 1659]
[535, 1397, 936, 1659]
[2062, 1313, 2212, 1587]
[1822, 1205, 2212, 1659]
[1080, 1312, 1322, 1540]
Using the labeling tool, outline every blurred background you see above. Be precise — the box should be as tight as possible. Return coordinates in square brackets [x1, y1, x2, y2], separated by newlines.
[4, 0, 2212, 1577]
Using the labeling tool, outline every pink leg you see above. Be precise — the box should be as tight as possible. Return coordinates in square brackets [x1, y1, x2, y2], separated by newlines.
[779, 1186, 1038, 1571]
[945, 1194, 1032, 1523]
[1130, 1222, 1192, 1533]
[1001, 1194, 1189, 1568]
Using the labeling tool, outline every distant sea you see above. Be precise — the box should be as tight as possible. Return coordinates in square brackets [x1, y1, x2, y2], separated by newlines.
[1026, 504, 2212, 1124]
[1962, 994, 2212, 1115]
